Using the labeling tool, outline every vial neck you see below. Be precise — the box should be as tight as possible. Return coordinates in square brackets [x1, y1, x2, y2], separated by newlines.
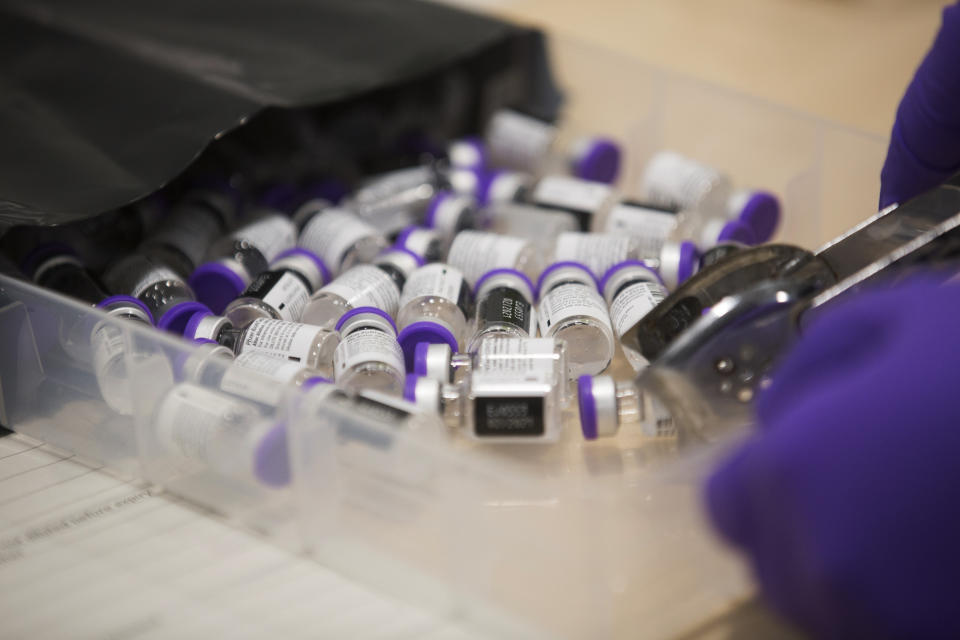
[614, 381, 643, 427]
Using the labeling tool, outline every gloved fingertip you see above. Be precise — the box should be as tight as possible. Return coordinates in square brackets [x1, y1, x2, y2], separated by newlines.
[704, 441, 759, 549]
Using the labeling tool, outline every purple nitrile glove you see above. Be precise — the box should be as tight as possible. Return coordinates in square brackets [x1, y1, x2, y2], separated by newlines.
[705, 278, 960, 639]
[879, 2, 960, 209]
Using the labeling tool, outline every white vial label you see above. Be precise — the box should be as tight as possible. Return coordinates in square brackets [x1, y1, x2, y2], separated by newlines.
[486, 110, 556, 171]
[400, 228, 437, 258]
[219, 352, 305, 405]
[130, 266, 181, 298]
[241, 318, 320, 364]
[554, 233, 631, 277]
[609, 282, 666, 338]
[447, 232, 528, 285]
[319, 265, 400, 316]
[432, 196, 470, 238]
[260, 271, 310, 322]
[538, 283, 612, 336]
[300, 208, 377, 269]
[640, 152, 721, 210]
[234, 215, 297, 263]
[154, 384, 258, 462]
[532, 176, 612, 214]
[399, 264, 465, 307]
[334, 329, 405, 378]
[604, 203, 676, 259]
[473, 338, 556, 385]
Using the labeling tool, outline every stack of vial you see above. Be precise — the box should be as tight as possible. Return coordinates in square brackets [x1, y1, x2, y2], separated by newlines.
[2, 105, 784, 487]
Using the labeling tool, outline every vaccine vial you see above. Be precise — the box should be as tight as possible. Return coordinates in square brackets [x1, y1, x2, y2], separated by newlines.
[334, 307, 406, 395]
[593, 201, 702, 290]
[486, 202, 579, 256]
[456, 169, 532, 208]
[599, 261, 668, 371]
[447, 136, 487, 171]
[395, 263, 473, 369]
[182, 347, 329, 408]
[296, 204, 388, 275]
[468, 268, 538, 352]
[393, 226, 444, 263]
[223, 248, 330, 328]
[577, 375, 677, 440]
[152, 382, 291, 487]
[553, 231, 651, 280]
[102, 253, 209, 334]
[140, 186, 238, 278]
[638, 151, 732, 217]
[537, 261, 615, 378]
[423, 191, 485, 247]
[189, 212, 298, 314]
[344, 165, 442, 236]
[694, 217, 757, 250]
[91, 297, 156, 415]
[484, 109, 622, 183]
[528, 175, 616, 232]
[299, 248, 420, 330]
[185, 312, 339, 377]
[727, 188, 781, 243]
[403, 337, 568, 442]
[446, 230, 541, 288]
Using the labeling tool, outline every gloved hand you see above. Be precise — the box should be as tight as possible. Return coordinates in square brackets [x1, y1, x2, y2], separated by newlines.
[879, 2, 960, 209]
[705, 278, 960, 639]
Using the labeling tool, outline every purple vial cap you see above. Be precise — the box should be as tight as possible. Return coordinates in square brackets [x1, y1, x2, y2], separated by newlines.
[598, 260, 665, 293]
[188, 262, 247, 315]
[97, 295, 155, 325]
[578, 375, 599, 440]
[403, 374, 419, 403]
[183, 309, 214, 339]
[677, 241, 700, 286]
[397, 321, 458, 372]
[717, 221, 757, 246]
[302, 376, 333, 391]
[413, 342, 432, 376]
[424, 191, 454, 228]
[273, 247, 332, 286]
[536, 261, 598, 299]
[737, 191, 781, 243]
[473, 267, 538, 298]
[157, 301, 212, 335]
[473, 168, 499, 207]
[380, 245, 426, 267]
[253, 421, 291, 488]
[573, 138, 622, 185]
[335, 306, 398, 334]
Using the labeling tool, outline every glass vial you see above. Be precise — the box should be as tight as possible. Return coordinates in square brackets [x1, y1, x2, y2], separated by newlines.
[393, 226, 444, 263]
[468, 268, 538, 352]
[395, 263, 473, 369]
[296, 204, 388, 275]
[726, 188, 781, 243]
[638, 151, 732, 217]
[91, 297, 156, 416]
[577, 375, 676, 440]
[333, 307, 406, 395]
[189, 212, 298, 314]
[404, 337, 568, 442]
[553, 231, 648, 280]
[423, 191, 485, 249]
[528, 175, 616, 232]
[446, 230, 541, 288]
[536, 261, 615, 378]
[102, 253, 209, 334]
[152, 382, 291, 487]
[223, 248, 330, 329]
[486, 202, 579, 256]
[599, 261, 668, 371]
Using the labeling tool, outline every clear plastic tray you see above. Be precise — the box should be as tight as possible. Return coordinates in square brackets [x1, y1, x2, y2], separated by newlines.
[0, 34, 886, 639]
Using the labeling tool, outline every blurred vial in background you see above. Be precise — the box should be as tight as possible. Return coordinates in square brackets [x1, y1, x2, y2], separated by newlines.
[423, 191, 486, 250]
[393, 226, 444, 263]
[537, 261, 615, 378]
[467, 268, 537, 353]
[395, 263, 473, 369]
[446, 230, 541, 288]
[189, 209, 298, 314]
[334, 307, 406, 395]
[343, 165, 444, 236]
[598, 261, 667, 371]
[485, 202, 579, 256]
[296, 203, 387, 275]
[300, 247, 420, 330]
[528, 174, 617, 232]
[224, 248, 329, 329]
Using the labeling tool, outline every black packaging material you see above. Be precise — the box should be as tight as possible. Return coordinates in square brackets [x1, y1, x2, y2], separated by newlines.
[0, 0, 561, 228]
